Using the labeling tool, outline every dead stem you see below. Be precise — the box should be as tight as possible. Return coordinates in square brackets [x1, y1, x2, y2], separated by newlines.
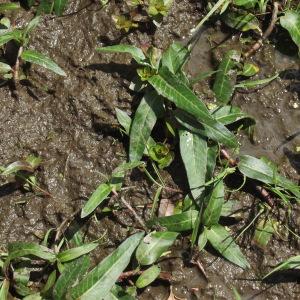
[244, 2, 279, 59]
[120, 196, 148, 232]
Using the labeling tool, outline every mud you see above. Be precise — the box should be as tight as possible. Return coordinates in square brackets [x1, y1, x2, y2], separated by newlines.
[0, 0, 299, 299]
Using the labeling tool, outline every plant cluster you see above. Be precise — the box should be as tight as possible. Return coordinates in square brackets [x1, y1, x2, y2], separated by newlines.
[0, 0, 299, 299]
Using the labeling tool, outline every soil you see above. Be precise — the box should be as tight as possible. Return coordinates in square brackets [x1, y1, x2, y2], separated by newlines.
[0, 1, 299, 299]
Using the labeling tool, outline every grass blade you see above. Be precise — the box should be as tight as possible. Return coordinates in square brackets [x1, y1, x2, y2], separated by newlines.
[53, 0, 68, 16]
[57, 243, 98, 263]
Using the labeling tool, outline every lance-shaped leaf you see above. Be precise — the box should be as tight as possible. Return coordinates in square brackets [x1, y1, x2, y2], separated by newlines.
[203, 180, 224, 227]
[57, 243, 98, 263]
[238, 155, 300, 199]
[53, 256, 90, 300]
[136, 265, 161, 288]
[148, 210, 198, 232]
[0, 279, 9, 300]
[96, 45, 148, 65]
[21, 50, 66, 76]
[206, 224, 250, 269]
[212, 105, 254, 126]
[148, 68, 237, 148]
[115, 108, 131, 135]
[263, 255, 300, 279]
[81, 183, 112, 218]
[0, 3, 20, 11]
[280, 11, 300, 55]
[213, 50, 239, 104]
[54, 0, 68, 16]
[161, 42, 189, 74]
[0, 29, 22, 46]
[136, 231, 178, 265]
[179, 130, 207, 200]
[8, 242, 56, 261]
[129, 90, 163, 161]
[69, 232, 144, 299]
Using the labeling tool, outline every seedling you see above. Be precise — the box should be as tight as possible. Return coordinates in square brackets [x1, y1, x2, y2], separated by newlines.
[0, 16, 66, 85]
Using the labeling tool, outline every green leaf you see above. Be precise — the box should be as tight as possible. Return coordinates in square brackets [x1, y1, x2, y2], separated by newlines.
[136, 231, 178, 265]
[198, 228, 208, 251]
[148, 210, 198, 232]
[253, 218, 277, 249]
[212, 105, 254, 126]
[54, 0, 68, 16]
[233, 0, 256, 8]
[0, 30, 22, 46]
[96, 45, 147, 65]
[0, 3, 20, 11]
[21, 50, 66, 76]
[161, 42, 189, 74]
[179, 130, 207, 200]
[206, 224, 250, 269]
[280, 11, 300, 55]
[148, 68, 237, 148]
[8, 242, 56, 261]
[238, 155, 300, 200]
[235, 73, 278, 89]
[203, 180, 224, 227]
[115, 108, 131, 135]
[81, 183, 112, 218]
[136, 265, 161, 288]
[0, 279, 9, 300]
[263, 255, 300, 279]
[69, 232, 144, 299]
[1, 160, 34, 175]
[213, 50, 239, 104]
[53, 256, 90, 300]
[240, 63, 259, 77]
[222, 10, 261, 32]
[129, 90, 163, 161]
[41, 270, 56, 294]
[57, 243, 98, 263]
[104, 285, 135, 300]
[24, 17, 40, 36]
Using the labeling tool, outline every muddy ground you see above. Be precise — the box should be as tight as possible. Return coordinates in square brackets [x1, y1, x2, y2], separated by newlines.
[0, 0, 299, 299]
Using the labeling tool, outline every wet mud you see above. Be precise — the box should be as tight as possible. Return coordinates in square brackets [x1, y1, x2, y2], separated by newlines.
[0, 1, 299, 299]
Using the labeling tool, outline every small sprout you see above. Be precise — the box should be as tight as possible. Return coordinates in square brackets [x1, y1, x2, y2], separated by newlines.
[147, 0, 173, 17]
[240, 62, 259, 77]
[148, 143, 174, 169]
[137, 66, 156, 81]
[112, 15, 139, 32]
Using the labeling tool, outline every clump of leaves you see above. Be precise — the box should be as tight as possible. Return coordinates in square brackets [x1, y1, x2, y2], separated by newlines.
[0, 16, 66, 83]
[113, 0, 173, 31]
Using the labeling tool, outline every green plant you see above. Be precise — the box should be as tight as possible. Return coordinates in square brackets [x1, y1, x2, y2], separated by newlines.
[0, 16, 66, 83]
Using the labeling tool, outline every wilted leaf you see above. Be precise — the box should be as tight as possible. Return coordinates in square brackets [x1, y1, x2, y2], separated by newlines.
[235, 73, 278, 89]
[21, 50, 66, 76]
[206, 224, 250, 269]
[136, 265, 161, 288]
[69, 232, 144, 299]
[136, 231, 178, 265]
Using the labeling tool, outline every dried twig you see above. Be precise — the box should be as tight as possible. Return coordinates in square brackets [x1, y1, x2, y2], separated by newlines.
[244, 2, 279, 58]
[120, 196, 148, 232]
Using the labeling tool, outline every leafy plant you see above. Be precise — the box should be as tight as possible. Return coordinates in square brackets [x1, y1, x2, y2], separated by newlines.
[0, 16, 66, 83]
